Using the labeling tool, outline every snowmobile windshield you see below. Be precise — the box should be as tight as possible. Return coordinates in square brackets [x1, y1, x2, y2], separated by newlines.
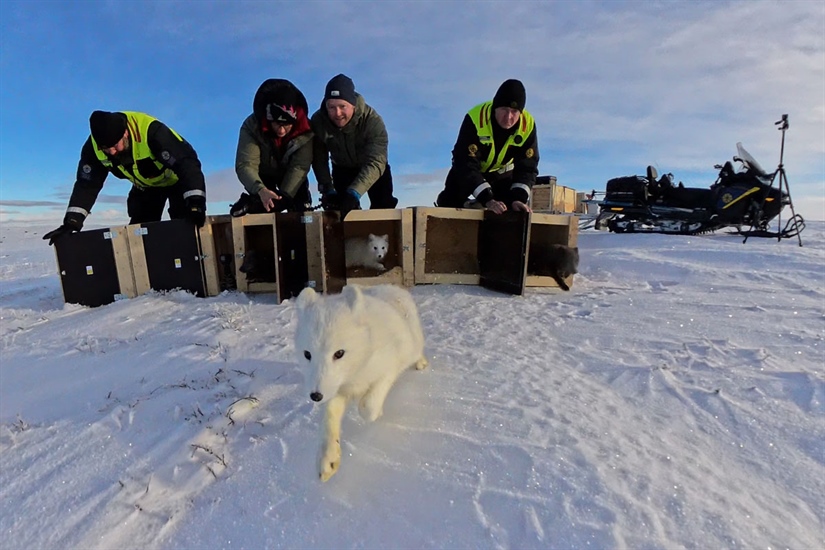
[735, 142, 769, 177]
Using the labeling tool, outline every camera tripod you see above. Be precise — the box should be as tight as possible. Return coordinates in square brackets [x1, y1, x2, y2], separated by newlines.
[743, 114, 804, 246]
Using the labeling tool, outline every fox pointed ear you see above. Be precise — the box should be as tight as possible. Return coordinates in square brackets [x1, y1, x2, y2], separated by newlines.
[342, 285, 365, 316]
[296, 287, 319, 310]
[368, 233, 376, 239]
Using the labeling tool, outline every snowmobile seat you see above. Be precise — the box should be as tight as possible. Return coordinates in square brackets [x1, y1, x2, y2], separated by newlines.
[604, 175, 649, 205]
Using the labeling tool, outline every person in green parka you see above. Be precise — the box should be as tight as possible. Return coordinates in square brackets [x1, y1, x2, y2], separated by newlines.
[311, 74, 398, 219]
[230, 79, 314, 216]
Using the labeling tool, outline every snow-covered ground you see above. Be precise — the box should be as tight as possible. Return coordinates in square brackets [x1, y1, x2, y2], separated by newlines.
[1, 220, 823, 550]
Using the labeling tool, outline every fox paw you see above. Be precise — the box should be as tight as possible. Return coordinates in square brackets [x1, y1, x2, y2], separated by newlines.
[415, 356, 429, 370]
[358, 395, 383, 422]
[319, 441, 341, 482]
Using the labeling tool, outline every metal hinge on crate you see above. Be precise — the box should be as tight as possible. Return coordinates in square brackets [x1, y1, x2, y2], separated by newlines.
[103, 230, 118, 240]
[301, 215, 314, 224]
[133, 227, 148, 236]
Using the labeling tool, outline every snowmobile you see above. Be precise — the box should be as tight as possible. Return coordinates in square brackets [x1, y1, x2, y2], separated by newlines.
[596, 141, 802, 238]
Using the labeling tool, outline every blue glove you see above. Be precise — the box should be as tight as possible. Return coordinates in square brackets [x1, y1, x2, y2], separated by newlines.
[339, 189, 361, 220]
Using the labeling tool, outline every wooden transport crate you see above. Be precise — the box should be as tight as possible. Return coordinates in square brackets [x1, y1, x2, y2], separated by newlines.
[414, 207, 484, 285]
[525, 213, 579, 290]
[553, 186, 577, 213]
[125, 219, 209, 298]
[531, 175, 557, 211]
[229, 211, 345, 301]
[415, 208, 579, 294]
[230, 213, 279, 295]
[53, 225, 135, 307]
[414, 207, 532, 295]
[344, 208, 414, 287]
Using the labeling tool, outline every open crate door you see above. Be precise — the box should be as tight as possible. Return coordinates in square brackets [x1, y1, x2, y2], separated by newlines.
[318, 211, 346, 295]
[54, 226, 134, 307]
[275, 211, 346, 299]
[127, 219, 206, 297]
[275, 212, 313, 301]
[479, 210, 531, 295]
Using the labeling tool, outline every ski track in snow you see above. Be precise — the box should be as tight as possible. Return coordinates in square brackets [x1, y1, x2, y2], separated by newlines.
[1, 223, 824, 549]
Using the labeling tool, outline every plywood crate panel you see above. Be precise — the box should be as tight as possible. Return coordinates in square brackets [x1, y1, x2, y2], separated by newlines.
[53, 225, 135, 307]
[549, 186, 577, 213]
[126, 219, 208, 298]
[414, 207, 485, 285]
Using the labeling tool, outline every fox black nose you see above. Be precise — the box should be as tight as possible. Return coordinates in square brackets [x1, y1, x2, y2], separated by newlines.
[310, 392, 323, 402]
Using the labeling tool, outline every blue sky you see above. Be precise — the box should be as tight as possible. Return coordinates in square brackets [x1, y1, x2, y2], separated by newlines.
[1, 0, 823, 224]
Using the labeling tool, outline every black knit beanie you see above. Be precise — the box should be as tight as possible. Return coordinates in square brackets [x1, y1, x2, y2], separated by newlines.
[492, 79, 526, 111]
[324, 74, 357, 106]
[89, 111, 128, 148]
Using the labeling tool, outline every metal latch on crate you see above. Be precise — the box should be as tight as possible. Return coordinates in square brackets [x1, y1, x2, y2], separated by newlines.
[103, 230, 118, 240]
[301, 215, 314, 224]
[134, 227, 148, 236]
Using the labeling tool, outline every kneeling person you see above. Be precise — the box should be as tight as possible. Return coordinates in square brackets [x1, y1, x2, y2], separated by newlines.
[231, 78, 314, 216]
[43, 110, 207, 245]
[311, 74, 398, 219]
[436, 79, 538, 214]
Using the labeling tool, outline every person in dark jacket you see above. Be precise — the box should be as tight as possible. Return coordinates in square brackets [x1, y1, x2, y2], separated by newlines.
[436, 79, 539, 214]
[230, 78, 314, 216]
[42, 110, 208, 245]
[311, 74, 398, 219]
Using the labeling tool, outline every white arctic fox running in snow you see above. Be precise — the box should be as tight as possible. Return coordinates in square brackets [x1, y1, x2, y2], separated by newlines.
[345, 233, 388, 271]
[295, 284, 428, 481]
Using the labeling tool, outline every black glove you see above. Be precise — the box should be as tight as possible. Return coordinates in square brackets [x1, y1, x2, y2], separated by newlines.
[321, 190, 340, 211]
[42, 224, 78, 246]
[42, 213, 83, 246]
[339, 189, 361, 220]
[185, 195, 206, 228]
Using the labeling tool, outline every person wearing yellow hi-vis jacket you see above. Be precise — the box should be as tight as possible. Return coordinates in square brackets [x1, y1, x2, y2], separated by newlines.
[436, 79, 539, 214]
[43, 110, 207, 245]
